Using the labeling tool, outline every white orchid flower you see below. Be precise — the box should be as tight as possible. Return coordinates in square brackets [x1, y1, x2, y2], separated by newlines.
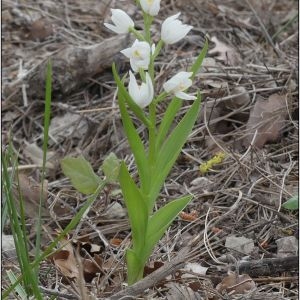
[121, 40, 151, 72]
[104, 9, 134, 34]
[161, 13, 193, 44]
[163, 71, 196, 100]
[128, 71, 154, 108]
[140, 0, 161, 16]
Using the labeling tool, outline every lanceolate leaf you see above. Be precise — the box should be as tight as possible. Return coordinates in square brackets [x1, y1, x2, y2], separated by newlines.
[145, 195, 192, 260]
[117, 89, 150, 192]
[156, 97, 183, 150]
[119, 162, 148, 253]
[190, 39, 209, 80]
[149, 94, 201, 209]
[61, 156, 102, 195]
[126, 249, 144, 285]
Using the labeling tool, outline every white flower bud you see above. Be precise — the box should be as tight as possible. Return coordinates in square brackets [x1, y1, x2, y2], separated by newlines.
[140, 0, 161, 16]
[163, 71, 196, 100]
[104, 9, 134, 34]
[128, 71, 154, 108]
[161, 13, 193, 44]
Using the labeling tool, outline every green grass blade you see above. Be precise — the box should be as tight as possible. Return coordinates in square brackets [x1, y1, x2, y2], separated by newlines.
[2, 177, 107, 299]
[35, 60, 52, 265]
[190, 39, 208, 80]
[145, 195, 192, 259]
[156, 97, 183, 150]
[6, 270, 27, 300]
[2, 152, 43, 299]
[149, 94, 201, 209]
[119, 162, 148, 253]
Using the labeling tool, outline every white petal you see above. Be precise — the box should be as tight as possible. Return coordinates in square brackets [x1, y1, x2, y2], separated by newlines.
[175, 91, 196, 100]
[163, 80, 178, 93]
[104, 23, 124, 34]
[120, 47, 133, 58]
[128, 71, 140, 100]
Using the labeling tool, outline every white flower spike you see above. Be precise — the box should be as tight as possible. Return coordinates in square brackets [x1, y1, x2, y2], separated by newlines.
[121, 40, 151, 72]
[161, 13, 193, 44]
[128, 71, 154, 108]
[140, 0, 161, 16]
[163, 71, 196, 100]
[104, 9, 134, 34]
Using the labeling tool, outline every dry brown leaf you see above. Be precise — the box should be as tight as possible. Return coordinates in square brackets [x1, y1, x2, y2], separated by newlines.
[51, 241, 79, 280]
[23, 142, 57, 169]
[209, 36, 241, 65]
[12, 173, 49, 218]
[243, 93, 288, 148]
[83, 258, 102, 282]
[226, 86, 251, 110]
[216, 272, 255, 295]
[49, 112, 88, 144]
[166, 282, 203, 300]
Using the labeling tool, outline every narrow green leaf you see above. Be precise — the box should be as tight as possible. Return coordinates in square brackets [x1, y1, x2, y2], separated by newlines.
[101, 152, 120, 183]
[119, 162, 148, 252]
[117, 87, 150, 193]
[126, 249, 144, 285]
[156, 97, 183, 150]
[282, 194, 298, 210]
[61, 156, 102, 195]
[112, 63, 150, 127]
[6, 270, 27, 300]
[145, 195, 192, 259]
[149, 95, 201, 209]
[190, 39, 208, 80]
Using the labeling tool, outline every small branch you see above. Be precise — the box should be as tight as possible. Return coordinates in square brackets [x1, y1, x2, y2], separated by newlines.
[237, 255, 299, 277]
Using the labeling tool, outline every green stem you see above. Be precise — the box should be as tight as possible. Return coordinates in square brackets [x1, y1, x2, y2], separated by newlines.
[129, 27, 146, 41]
[153, 40, 164, 60]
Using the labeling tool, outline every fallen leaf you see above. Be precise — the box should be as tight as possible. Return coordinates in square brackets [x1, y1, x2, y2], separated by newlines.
[28, 18, 54, 41]
[83, 258, 102, 282]
[225, 235, 255, 255]
[276, 236, 298, 257]
[49, 112, 88, 144]
[12, 173, 49, 218]
[179, 210, 198, 222]
[183, 262, 208, 276]
[23, 142, 57, 169]
[105, 202, 127, 219]
[216, 272, 255, 295]
[209, 36, 241, 65]
[2, 234, 16, 259]
[109, 238, 123, 247]
[226, 86, 250, 110]
[51, 241, 79, 280]
[243, 93, 288, 148]
[166, 282, 203, 300]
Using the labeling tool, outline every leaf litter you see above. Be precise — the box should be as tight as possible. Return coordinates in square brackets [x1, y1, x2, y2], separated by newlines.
[2, 0, 298, 299]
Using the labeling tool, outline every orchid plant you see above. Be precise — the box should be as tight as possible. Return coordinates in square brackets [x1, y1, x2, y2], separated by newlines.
[104, 1, 208, 285]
